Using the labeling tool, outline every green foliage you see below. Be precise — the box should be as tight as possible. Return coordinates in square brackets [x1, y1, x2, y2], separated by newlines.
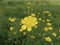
[0, 0, 60, 45]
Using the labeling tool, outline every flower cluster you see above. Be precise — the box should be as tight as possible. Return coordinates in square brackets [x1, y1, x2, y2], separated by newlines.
[20, 13, 38, 32]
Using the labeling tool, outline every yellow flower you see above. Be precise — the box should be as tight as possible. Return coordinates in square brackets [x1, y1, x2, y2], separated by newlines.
[10, 27, 14, 31]
[8, 17, 16, 22]
[45, 37, 52, 42]
[52, 32, 57, 37]
[48, 13, 51, 16]
[44, 27, 49, 31]
[34, 26, 37, 28]
[27, 27, 32, 32]
[21, 25, 26, 30]
[26, 2, 31, 5]
[39, 18, 42, 21]
[31, 13, 35, 16]
[43, 11, 50, 14]
[38, 12, 40, 15]
[46, 19, 50, 22]
[27, 6, 30, 9]
[47, 23, 51, 25]
[21, 15, 38, 32]
[44, 26, 53, 31]
[19, 29, 23, 32]
[48, 27, 53, 30]
[59, 29, 60, 32]
[31, 35, 35, 39]
[42, 20, 45, 22]
[23, 32, 26, 35]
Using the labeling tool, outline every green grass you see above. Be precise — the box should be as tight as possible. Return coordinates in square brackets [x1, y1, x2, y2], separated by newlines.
[0, 0, 60, 45]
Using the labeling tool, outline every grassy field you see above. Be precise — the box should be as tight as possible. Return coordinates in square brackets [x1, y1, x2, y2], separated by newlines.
[0, 0, 60, 45]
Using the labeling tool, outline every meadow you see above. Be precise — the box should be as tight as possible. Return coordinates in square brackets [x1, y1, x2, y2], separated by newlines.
[0, 0, 60, 45]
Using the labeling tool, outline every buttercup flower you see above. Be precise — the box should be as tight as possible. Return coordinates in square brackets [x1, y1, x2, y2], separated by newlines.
[45, 36, 52, 42]
[10, 27, 14, 31]
[47, 23, 52, 26]
[59, 29, 60, 32]
[42, 20, 45, 22]
[30, 35, 35, 39]
[52, 32, 57, 37]
[44, 27, 49, 31]
[44, 26, 53, 31]
[46, 19, 50, 22]
[48, 26, 53, 30]
[39, 18, 42, 21]
[23, 32, 26, 35]
[48, 13, 51, 16]
[31, 13, 35, 16]
[26, 2, 31, 5]
[8, 17, 16, 22]
[20, 15, 38, 32]
[43, 11, 50, 14]
[43, 11, 51, 16]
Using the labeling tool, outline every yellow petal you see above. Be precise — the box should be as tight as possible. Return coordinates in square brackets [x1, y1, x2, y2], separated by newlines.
[8, 17, 16, 22]
[49, 27, 53, 30]
[19, 29, 23, 32]
[10, 27, 14, 31]
[46, 19, 50, 22]
[27, 27, 32, 32]
[21, 25, 26, 30]
[39, 18, 42, 21]
[47, 23, 52, 26]
[45, 37, 52, 42]
[31, 13, 35, 16]
[52, 32, 57, 37]
[23, 32, 26, 35]
[44, 27, 49, 31]
[48, 13, 51, 16]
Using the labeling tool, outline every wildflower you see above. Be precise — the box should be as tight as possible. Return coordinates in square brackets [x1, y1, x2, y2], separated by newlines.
[42, 20, 45, 22]
[52, 32, 57, 37]
[59, 29, 60, 32]
[19, 29, 23, 32]
[44, 26, 53, 31]
[27, 6, 30, 9]
[48, 13, 51, 16]
[39, 18, 42, 21]
[27, 27, 32, 32]
[49, 27, 53, 30]
[8, 17, 16, 22]
[43, 11, 50, 14]
[34, 26, 37, 28]
[38, 12, 40, 15]
[26, 2, 31, 5]
[10, 27, 14, 31]
[23, 32, 26, 35]
[21, 15, 38, 32]
[46, 19, 50, 22]
[31, 35, 35, 39]
[31, 13, 35, 16]
[47, 23, 52, 26]
[21, 25, 26, 30]
[44, 27, 49, 31]
[45, 36, 52, 42]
